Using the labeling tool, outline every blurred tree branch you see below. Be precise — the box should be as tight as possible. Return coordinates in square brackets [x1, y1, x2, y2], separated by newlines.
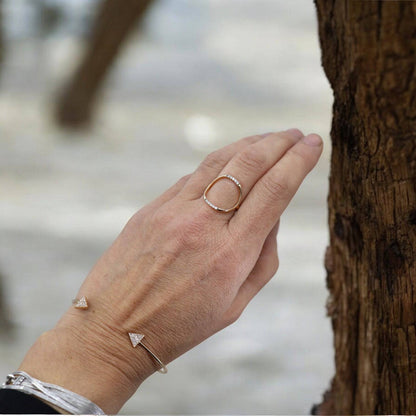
[55, 0, 155, 129]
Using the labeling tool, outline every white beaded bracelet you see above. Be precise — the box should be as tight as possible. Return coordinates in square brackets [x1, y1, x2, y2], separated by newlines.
[2, 371, 105, 415]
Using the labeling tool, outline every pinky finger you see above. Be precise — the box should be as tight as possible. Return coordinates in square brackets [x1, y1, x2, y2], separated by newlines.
[220, 222, 279, 328]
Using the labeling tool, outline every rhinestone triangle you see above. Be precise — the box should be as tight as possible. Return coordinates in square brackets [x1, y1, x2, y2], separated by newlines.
[73, 296, 88, 309]
[129, 333, 145, 348]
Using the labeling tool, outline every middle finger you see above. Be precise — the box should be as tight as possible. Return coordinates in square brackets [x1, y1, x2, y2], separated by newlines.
[197, 129, 304, 216]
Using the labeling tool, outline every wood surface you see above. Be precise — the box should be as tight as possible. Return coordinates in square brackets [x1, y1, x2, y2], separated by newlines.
[314, 1, 416, 413]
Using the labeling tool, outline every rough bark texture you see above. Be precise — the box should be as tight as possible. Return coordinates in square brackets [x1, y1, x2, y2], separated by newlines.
[314, 1, 416, 414]
[0, 0, 3, 71]
[55, 0, 155, 128]
[0, 0, 10, 333]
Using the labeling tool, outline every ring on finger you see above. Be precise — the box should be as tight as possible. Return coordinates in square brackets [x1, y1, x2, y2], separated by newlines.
[203, 174, 242, 213]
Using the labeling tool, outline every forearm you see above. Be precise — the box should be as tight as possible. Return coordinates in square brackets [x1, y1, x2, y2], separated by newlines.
[18, 318, 154, 414]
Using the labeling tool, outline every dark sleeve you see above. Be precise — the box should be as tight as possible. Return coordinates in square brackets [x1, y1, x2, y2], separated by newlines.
[0, 389, 59, 414]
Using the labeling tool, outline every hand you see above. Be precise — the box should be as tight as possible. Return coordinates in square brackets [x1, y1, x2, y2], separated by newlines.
[19, 129, 323, 413]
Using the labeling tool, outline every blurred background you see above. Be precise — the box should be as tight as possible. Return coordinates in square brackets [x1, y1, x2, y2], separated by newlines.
[0, 0, 333, 413]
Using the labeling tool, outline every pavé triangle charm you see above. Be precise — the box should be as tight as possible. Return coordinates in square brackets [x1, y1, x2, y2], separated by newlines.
[129, 333, 145, 348]
[128, 332, 167, 373]
[72, 296, 88, 309]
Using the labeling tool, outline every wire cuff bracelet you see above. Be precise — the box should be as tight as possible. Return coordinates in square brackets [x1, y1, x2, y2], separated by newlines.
[129, 332, 168, 374]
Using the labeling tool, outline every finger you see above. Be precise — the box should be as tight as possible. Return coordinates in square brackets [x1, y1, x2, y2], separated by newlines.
[199, 129, 304, 217]
[133, 133, 273, 221]
[139, 174, 192, 216]
[180, 133, 271, 199]
[221, 222, 279, 327]
[231, 133, 323, 241]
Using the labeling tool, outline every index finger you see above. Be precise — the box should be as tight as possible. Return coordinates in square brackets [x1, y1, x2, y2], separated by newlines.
[229, 133, 323, 242]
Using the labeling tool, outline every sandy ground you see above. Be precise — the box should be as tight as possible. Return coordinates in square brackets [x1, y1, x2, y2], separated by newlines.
[0, 0, 334, 413]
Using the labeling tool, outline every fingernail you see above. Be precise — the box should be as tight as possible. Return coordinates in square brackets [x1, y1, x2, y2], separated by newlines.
[259, 132, 273, 138]
[302, 134, 323, 147]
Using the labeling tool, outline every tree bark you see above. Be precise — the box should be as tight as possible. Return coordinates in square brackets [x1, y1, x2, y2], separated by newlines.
[314, 1, 416, 414]
[0, 0, 3, 71]
[55, 0, 155, 129]
[0, 1, 10, 333]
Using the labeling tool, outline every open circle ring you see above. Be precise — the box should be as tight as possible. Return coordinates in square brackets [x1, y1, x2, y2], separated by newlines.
[203, 174, 243, 213]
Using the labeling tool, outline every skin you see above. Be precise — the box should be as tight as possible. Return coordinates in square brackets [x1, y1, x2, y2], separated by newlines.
[18, 129, 323, 414]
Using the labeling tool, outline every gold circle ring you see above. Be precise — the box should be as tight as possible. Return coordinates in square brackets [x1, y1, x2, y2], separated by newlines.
[203, 174, 243, 213]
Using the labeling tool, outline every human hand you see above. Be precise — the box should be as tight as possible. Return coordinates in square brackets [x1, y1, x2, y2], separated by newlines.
[19, 129, 323, 413]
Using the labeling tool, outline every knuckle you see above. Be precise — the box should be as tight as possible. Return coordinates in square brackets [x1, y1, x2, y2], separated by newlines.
[261, 172, 290, 201]
[176, 224, 204, 250]
[279, 134, 298, 149]
[152, 204, 217, 254]
[126, 209, 146, 229]
[240, 134, 263, 145]
[218, 229, 241, 259]
[280, 128, 303, 140]
[169, 209, 210, 251]
[201, 150, 226, 171]
[176, 173, 192, 187]
[238, 146, 267, 172]
[151, 206, 174, 228]
[271, 256, 279, 275]
[224, 308, 242, 326]
[286, 145, 312, 168]
[214, 244, 239, 276]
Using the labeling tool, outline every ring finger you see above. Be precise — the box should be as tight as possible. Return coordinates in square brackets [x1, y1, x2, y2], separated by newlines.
[198, 129, 304, 217]
[180, 133, 268, 200]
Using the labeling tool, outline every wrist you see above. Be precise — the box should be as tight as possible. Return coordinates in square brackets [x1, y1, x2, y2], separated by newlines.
[18, 316, 155, 414]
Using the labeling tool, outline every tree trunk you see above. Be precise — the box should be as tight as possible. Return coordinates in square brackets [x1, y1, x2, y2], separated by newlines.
[0, 1, 10, 333]
[0, 0, 3, 70]
[313, 1, 416, 414]
[55, 0, 155, 129]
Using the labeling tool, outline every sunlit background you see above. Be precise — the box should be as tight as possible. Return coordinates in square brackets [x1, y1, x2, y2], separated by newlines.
[0, 0, 333, 413]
